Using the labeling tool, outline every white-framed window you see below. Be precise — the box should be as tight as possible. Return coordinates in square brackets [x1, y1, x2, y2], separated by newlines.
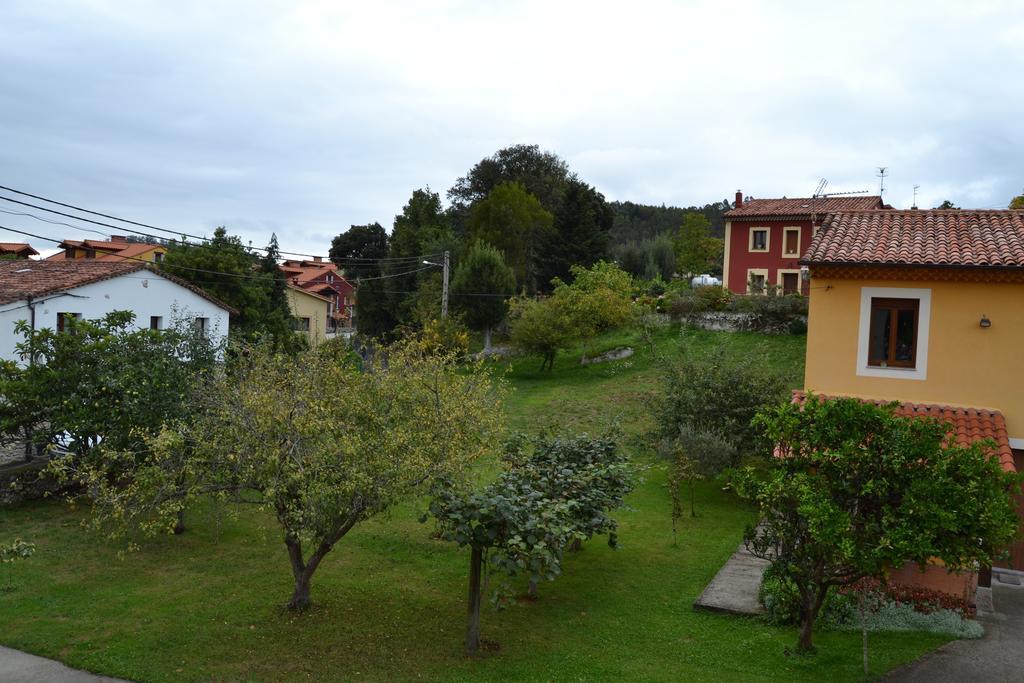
[856, 287, 931, 380]
[782, 227, 801, 257]
[746, 268, 769, 295]
[150, 316, 162, 330]
[749, 228, 769, 252]
[56, 312, 81, 333]
[194, 317, 209, 338]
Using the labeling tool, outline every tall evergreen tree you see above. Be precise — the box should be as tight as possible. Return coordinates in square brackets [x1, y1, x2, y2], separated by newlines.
[389, 188, 452, 324]
[468, 182, 553, 294]
[451, 241, 516, 352]
[329, 223, 396, 338]
[537, 179, 613, 286]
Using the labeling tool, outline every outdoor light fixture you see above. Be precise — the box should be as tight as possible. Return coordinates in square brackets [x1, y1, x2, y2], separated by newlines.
[980, 315, 992, 328]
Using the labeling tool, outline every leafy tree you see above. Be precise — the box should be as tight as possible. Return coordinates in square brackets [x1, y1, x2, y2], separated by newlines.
[468, 182, 554, 293]
[0, 539, 35, 592]
[656, 347, 787, 458]
[609, 199, 733, 244]
[450, 241, 516, 352]
[97, 341, 503, 610]
[648, 234, 678, 281]
[552, 261, 634, 343]
[665, 425, 736, 535]
[536, 178, 614, 286]
[161, 228, 293, 346]
[736, 395, 1019, 653]
[389, 188, 452, 323]
[507, 296, 577, 372]
[448, 144, 573, 219]
[934, 199, 960, 209]
[674, 213, 724, 277]
[330, 223, 396, 337]
[429, 433, 633, 654]
[1009, 191, 1024, 209]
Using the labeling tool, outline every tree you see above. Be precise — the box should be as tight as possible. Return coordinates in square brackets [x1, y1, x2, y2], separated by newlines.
[450, 241, 516, 352]
[507, 296, 577, 372]
[0, 539, 35, 592]
[1009, 191, 1024, 209]
[448, 144, 573, 219]
[665, 425, 736, 534]
[389, 188, 452, 324]
[536, 178, 614, 286]
[330, 223, 396, 337]
[468, 182, 554, 293]
[161, 228, 294, 346]
[429, 433, 633, 654]
[674, 213, 723, 277]
[551, 261, 634, 345]
[934, 199, 960, 209]
[736, 395, 1019, 653]
[99, 341, 503, 610]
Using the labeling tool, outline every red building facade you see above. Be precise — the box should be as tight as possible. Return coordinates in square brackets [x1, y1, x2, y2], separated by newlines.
[280, 258, 355, 330]
[723, 191, 887, 296]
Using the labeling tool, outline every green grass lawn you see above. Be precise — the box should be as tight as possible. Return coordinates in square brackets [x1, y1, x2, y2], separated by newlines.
[0, 326, 949, 681]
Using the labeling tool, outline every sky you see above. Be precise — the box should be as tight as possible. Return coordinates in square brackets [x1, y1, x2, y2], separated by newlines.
[1, 0, 1022, 258]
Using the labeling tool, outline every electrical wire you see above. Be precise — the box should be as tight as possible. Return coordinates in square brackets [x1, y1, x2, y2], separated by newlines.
[0, 183, 443, 263]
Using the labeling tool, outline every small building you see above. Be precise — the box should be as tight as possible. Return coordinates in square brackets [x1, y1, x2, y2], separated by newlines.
[280, 257, 355, 333]
[801, 208, 1024, 588]
[46, 235, 167, 264]
[0, 243, 39, 259]
[0, 260, 234, 363]
[285, 285, 331, 346]
[723, 191, 887, 295]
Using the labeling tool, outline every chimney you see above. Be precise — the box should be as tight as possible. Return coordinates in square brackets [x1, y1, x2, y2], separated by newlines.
[314, 256, 323, 263]
[110, 234, 128, 242]
[735, 190, 743, 208]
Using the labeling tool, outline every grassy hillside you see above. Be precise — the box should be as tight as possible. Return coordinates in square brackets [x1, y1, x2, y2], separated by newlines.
[0, 326, 948, 681]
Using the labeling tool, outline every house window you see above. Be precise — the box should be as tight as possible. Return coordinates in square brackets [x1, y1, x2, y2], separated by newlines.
[749, 228, 769, 252]
[64, 246, 75, 258]
[783, 227, 800, 257]
[153, 252, 164, 264]
[85, 249, 96, 259]
[868, 298, 919, 368]
[778, 270, 800, 295]
[150, 316, 162, 330]
[746, 268, 769, 294]
[56, 312, 81, 333]
[856, 287, 931, 381]
[194, 317, 209, 338]
[299, 317, 311, 331]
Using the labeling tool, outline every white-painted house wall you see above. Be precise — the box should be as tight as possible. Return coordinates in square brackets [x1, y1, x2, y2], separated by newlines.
[0, 270, 231, 363]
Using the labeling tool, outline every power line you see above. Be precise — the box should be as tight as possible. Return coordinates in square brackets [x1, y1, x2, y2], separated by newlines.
[0, 183, 439, 263]
[0, 223, 439, 285]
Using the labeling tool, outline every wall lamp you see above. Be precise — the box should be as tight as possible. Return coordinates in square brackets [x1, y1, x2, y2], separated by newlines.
[980, 315, 992, 328]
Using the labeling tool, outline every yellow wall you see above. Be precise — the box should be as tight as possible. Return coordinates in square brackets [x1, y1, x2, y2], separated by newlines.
[805, 277, 1024, 441]
[70, 245, 167, 261]
[285, 288, 329, 346]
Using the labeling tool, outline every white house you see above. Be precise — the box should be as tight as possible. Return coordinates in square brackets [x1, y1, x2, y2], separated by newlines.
[0, 260, 234, 363]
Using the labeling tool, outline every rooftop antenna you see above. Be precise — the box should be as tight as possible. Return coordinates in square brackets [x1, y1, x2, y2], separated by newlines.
[876, 167, 888, 196]
[912, 184, 920, 209]
[813, 178, 828, 198]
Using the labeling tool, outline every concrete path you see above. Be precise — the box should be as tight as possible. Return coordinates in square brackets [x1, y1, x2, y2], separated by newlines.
[883, 575, 1024, 682]
[693, 541, 769, 615]
[0, 646, 128, 682]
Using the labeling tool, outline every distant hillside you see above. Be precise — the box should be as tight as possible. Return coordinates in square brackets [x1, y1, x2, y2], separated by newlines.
[609, 199, 732, 244]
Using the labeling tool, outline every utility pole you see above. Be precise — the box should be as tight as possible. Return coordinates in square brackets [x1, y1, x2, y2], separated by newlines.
[441, 250, 450, 319]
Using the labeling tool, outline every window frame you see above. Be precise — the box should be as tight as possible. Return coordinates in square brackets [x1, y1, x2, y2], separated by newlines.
[748, 227, 770, 253]
[150, 316, 163, 331]
[56, 312, 81, 333]
[867, 298, 919, 368]
[856, 287, 931, 381]
[746, 268, 769, 295]
[782, 227, 801, 257]
[777, 269, 802, 295]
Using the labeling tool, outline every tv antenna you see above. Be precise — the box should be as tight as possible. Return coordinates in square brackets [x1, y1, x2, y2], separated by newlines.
[877, 167, 888, 196]
[813, 178, 828, 198]
[912, 184, 920, 209]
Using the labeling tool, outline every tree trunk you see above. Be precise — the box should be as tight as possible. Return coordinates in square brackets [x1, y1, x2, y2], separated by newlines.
[173, 508, 186, 535]
[860, 583, 869, 675]
[796, 585, 827, 653]
[528, 577, 538, 598]
[483, 327, 492, 353]
[466, 545, 483, 655]
[689, 477, 696, 517]
[286, 536, 313, 611]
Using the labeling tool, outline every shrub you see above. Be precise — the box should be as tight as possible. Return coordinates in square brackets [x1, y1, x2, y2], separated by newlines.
[656, 351, 787, 458]
[731, 294, 808, 333]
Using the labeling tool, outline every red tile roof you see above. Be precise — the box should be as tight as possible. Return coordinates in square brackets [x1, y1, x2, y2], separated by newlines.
[727, 195, 886, 218]
[803, 210, 1024, 268]
[46, 238, 165, 263]
[792, 391, 1015, 472]
[0, 260, 237, 314]
[0, 243, 39, 257]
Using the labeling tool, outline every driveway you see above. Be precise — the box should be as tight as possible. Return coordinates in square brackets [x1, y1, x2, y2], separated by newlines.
[0, 646, 128, 683]
[884, 580, 1024, 682]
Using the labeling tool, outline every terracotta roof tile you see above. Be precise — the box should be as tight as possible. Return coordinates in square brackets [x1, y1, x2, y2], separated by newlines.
[0, 243, 39, 256]
[803, 210, 1024, 268]
[792, 391, 1015, 472]
[0, 260, 237, 314]
[727, 196, 886, 218]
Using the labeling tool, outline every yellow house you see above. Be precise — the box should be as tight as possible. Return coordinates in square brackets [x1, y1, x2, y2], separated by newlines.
[801, 208, 1024, 581]
[286, 285, 331, 347]
[47, 236, 167, 263]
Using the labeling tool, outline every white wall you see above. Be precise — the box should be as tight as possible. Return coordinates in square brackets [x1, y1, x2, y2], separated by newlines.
[0, 271, 231, 363]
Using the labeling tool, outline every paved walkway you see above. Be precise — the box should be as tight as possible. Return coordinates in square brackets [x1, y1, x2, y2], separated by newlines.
[693, 541, 769, 615]
[0, 646, 128, 682]
[883, 575, 1024, 682]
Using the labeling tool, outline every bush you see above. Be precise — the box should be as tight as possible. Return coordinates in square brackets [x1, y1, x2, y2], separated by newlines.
[731, 294, 808, 333]
[656, 351, 788, 458]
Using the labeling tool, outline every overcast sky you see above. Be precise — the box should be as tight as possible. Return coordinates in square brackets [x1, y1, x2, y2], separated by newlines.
[1, 0, 1022, 257]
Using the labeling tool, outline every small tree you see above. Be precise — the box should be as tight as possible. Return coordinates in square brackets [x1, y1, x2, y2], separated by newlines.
[551, 261, 634, 341]
[0, 539, 35, 592]
[674, 213, 723, 277]
[451, 241, 516, 352]
[429, 433, 633, 653]
[507, 296, 577, 372]
[1009, 191, 1024, 210]
[665, 425, 736, 537]
[736, 395, 1019, 654]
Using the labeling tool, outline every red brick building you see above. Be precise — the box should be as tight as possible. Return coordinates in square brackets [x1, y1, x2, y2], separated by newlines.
[723, 191, 887, 295]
